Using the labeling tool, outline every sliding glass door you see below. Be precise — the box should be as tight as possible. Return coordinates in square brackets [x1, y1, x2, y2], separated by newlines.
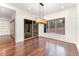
[32, 21, 38, 36]
[24, 20, 32, 38]
[24, 19, 38, 39]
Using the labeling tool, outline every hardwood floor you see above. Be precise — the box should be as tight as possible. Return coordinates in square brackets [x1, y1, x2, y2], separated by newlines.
[0, 35, 14, 49]
[0, 36, 78, 56]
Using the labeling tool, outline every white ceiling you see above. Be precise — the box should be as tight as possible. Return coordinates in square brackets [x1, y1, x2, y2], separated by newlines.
[0, 3, 77, 20]
[0, 5, 15, 20]
[8, 3, 76, 16]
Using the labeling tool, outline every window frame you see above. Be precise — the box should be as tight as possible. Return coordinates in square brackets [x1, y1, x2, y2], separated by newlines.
[44, 17, 65, 35]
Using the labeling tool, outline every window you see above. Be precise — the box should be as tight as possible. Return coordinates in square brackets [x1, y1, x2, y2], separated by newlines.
[44, 17, 65, 35]
[48, 20, 55, 32]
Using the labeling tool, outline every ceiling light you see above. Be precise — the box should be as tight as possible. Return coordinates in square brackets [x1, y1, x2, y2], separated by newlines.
[35, 18, 47, 24]
[35, 3, 47, 24]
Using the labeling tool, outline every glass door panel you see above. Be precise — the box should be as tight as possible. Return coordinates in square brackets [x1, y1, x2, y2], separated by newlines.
[24, 20, 32, 38]
[33, 21, 38, 36]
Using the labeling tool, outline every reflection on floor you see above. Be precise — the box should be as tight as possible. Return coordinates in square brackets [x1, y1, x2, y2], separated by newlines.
[0, 36, 78, 56]
[0, 35, 14, 49]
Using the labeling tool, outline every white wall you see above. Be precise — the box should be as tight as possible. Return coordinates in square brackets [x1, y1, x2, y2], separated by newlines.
[15, 9, 37, 43]
[39, 7, 77, 44]
[76, 4, 79, 51]
[0, 4, 37, 43]
[13, 7, 37, 43]
[0, 18, 10, 35]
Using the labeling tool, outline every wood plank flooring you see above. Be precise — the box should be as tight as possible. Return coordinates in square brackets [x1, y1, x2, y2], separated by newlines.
[0, 35, 14, 49]
[0, 36, 78, 56]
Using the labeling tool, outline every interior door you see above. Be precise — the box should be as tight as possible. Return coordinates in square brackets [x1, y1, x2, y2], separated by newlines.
[10, 19, 15, 39]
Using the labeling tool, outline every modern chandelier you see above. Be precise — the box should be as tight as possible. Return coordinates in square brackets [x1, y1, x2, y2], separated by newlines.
[35, 3, 47, 24]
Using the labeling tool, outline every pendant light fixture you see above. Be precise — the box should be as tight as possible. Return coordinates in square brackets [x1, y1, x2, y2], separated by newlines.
[35, 3, 47, 24]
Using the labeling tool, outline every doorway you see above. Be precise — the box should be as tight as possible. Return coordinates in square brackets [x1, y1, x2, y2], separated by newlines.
[0, 5, 16, 48]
